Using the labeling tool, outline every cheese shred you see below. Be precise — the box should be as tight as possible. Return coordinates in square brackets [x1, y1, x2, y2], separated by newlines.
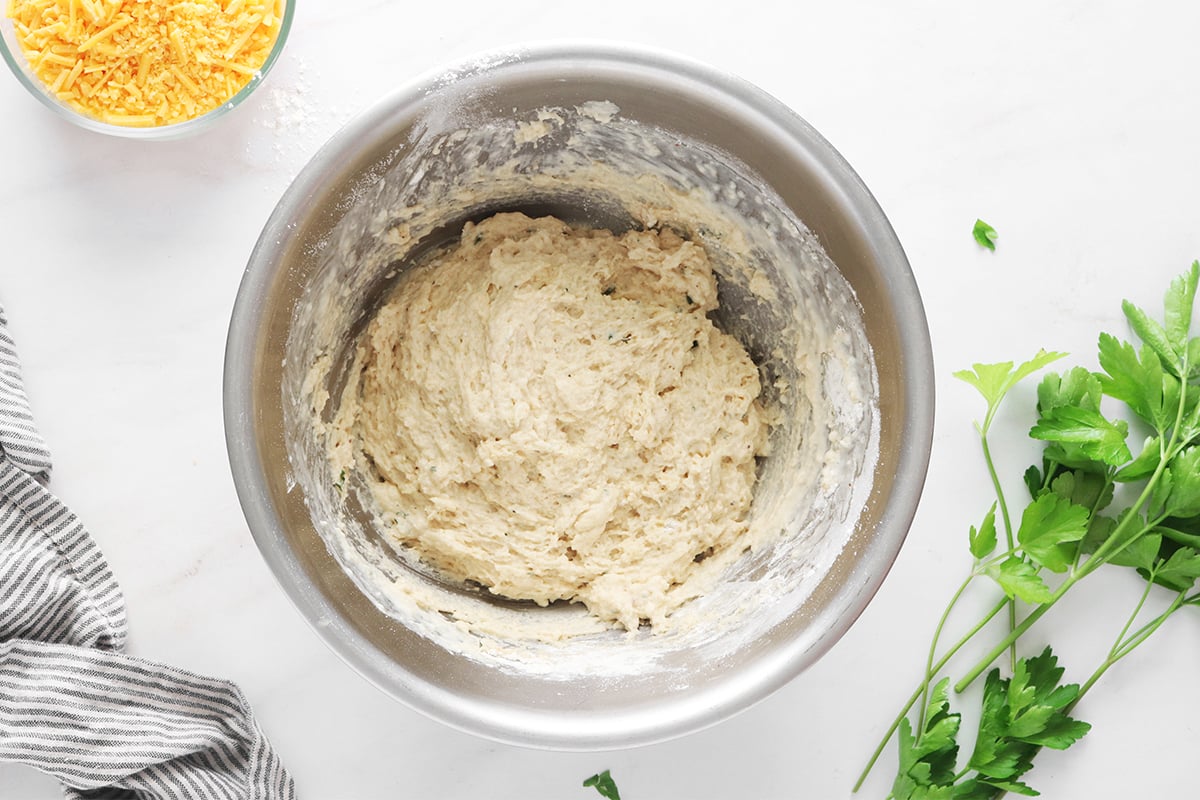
[7, 0, 285, 128]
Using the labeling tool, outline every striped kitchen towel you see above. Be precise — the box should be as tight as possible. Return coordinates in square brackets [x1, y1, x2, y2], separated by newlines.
[0, 306, 295, 799]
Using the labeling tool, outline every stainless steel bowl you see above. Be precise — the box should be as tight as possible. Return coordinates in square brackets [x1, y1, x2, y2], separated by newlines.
[224, 43, 934, 749]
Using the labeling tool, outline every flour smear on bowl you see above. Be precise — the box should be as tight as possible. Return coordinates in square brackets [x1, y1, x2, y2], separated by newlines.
[287, 97, 879, 678]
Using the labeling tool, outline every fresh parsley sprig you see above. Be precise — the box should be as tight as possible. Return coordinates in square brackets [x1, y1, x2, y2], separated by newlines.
[857, 262, 1200, 798]
[892, 649, 1090, 800]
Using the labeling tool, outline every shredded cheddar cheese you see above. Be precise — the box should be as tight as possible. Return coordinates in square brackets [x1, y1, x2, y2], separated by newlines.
[6, 0, 285, 128]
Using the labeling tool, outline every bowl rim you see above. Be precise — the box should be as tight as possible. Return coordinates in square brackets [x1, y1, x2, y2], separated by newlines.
[223, 40, 936, 750]
[0, 0, 295, 140]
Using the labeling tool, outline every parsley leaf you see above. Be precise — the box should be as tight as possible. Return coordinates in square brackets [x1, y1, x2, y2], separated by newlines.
[891, 679, 960, 800]
[1188, 336, 1200, 381]
[1163, 447, 1200, 518]
[1154, 515, 1200, 550]
[1114, 436, 1162, 482]
[1030, 405, 1132, 467]
[1149, 466, 1176, 519]
[964, 649, 1090, 793]
[1148, 546, 1200, 592]
[1163, 262, 1200, 354]
[1016, 493, 1090, 572]
[1047, 470, 1113, 513]
[583, 770, 621, 800]
[1022, 464, 1045, 498]
[1084, 514, 1160, 572]
[1005, 650, 1088, 746]
[1096, 334, 1170, 430]
[1122, 299, 1181, 378]
[1036, 367, 1103, 414]
[969, 505, 999, 560]
[965, 674, 1033, 794]
[973, 219, 998, 251]
[987, 556, 1053, 605]
[954, 351, 1067, 412]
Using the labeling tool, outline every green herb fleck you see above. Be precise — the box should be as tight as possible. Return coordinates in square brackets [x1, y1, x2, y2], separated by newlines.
[583, 769, 621, 800]
[602, 286, 616, 296]
[973, 219, 998, 251]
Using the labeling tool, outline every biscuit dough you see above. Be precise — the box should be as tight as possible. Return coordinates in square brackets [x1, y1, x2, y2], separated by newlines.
[331, 212, 771, 631]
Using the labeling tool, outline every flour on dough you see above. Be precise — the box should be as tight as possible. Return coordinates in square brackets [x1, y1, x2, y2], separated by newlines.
[331, 212, 771, 631]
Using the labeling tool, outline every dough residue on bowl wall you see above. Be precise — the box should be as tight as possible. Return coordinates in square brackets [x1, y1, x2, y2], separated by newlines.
[286, 95, 879, 678]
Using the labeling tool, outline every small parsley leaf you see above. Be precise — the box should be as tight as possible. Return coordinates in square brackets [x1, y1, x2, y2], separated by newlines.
[967, 671, 1030, 785]
[1036, 367, 1103, 414]
[973, 219, 998, 251]
[1016, 493, 1090, 573]
[1188, 336, 1200, 380]
[1097, 334, 1169, 430]
[954, 351, 1067, 411]
[892, 679, 961, 800]
[582, 770, 621, 800]
[1150, 466, 1176, 519]
[1114, 436, 1162, 482]
[1030, 405, 1132, 467]
[969, 505, 999, 560]
[1163, 447, 1200, 517]
[1163, 262, 1199, 354]
[954, 362, 1018, 408]
[1023, 464, 1045, 498]
[1150, 546, 1200, 592]
[988, 556, 1054, 605]
[1154, 516, 1200, 550]
[1088, 515, 1161, 572]
[1116, 533, 1163, 573]
[1122, 299, 1181, 378]
[1048, 470, 1113, 514]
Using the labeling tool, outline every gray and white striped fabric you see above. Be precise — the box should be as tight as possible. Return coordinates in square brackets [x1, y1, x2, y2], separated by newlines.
[0, 306, 295, 799]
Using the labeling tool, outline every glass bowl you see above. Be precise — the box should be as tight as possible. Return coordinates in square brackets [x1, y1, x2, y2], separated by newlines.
[0, 0, 294, 140]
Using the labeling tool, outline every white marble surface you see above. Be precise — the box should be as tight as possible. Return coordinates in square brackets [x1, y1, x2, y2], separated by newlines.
[3, 1, 1200, 797]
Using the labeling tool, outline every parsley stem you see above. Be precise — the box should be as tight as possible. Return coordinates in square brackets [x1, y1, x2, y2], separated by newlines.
[960, 375, 1183, 695]
[960, 490, 1173, 695]
[1109, 592, 1185, 662]
[1071, 475, 1116, 570]
[1080, 590, 1187, 700]
[979, 429, 1019, 671]
[853, 593, 1008, 792]
[918, 573, 976, 733]
[979, 431, 1014, 550]
[1077, 483, 1166, 578]
[952, 577, 1075, 693]
[1107, 572, 1157, 661]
